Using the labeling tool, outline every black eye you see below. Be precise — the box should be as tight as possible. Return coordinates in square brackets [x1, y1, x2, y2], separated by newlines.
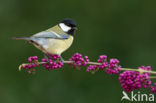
[60, 18, 76, 27]
[68, 24, 76, 27]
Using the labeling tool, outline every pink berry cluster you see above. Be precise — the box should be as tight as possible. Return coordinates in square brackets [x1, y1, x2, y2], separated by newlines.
[119, 66, 151, 92]
[68, 53, 89, 68]
[23, 56, 39, 74]
[41, 54, 63, 71]
[150, 83, 156, 94]
[138, 66, 151, 75]
[20, 53, 156, 94]
[86, 55, 121, 74]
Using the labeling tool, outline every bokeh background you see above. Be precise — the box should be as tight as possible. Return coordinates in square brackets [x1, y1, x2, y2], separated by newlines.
[0, 0, 156, 103]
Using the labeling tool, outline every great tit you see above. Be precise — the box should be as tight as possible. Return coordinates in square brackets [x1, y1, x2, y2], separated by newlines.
[13, 18, 77, 60]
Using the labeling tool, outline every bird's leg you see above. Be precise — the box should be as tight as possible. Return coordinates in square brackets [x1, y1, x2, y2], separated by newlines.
[60, 55, 64, 62]
[44, 54, 50, 62]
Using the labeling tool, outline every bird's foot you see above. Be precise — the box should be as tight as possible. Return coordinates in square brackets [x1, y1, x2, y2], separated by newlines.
[44, 54, 50, 63]
[60, 56, 64, 62]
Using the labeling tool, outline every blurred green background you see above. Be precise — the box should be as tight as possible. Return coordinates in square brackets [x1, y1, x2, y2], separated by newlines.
[0, 0, 156, 103]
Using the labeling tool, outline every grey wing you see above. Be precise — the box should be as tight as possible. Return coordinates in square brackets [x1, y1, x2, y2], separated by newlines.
[28, 31, 69, 50]
[30, 37, 49, 49]
[32, 31, 69, 39]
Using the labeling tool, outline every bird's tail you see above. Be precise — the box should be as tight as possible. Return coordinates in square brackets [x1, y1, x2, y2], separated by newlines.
[12, 37, 31, 41]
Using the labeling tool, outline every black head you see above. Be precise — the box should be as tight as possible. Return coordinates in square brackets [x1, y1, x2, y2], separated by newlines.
[59, 18, 77, 36]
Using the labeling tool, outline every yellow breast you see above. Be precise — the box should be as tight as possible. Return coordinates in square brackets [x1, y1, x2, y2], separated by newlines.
[45, 35, 73, 55]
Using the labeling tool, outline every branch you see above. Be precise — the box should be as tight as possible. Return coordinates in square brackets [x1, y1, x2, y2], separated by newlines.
[17, 53, 156, 94]
[19, 60, 156, 75]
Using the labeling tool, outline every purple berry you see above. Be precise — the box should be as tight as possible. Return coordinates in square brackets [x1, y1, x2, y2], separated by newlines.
[119, 66, 151, 92]
[69, 53, 89, 68]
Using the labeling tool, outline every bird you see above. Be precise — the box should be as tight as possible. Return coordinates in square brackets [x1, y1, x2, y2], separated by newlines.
[13, 18, 77, 60]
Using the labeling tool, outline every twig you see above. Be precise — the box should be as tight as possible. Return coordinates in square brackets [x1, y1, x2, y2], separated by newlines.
[19, 61, 156, 75]
[149, 76, 156, 79]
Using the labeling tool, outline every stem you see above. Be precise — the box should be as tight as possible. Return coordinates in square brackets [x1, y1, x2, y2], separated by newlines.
[149, 76, 156, 79]
[120, 68, 139, 71]
[19, 60, 156, 75]
[120, 68, 156, 75]
[63, 61, 101, 65]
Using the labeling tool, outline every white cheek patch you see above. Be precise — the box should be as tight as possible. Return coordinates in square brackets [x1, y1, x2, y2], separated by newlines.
[59, 23, 71, 32]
